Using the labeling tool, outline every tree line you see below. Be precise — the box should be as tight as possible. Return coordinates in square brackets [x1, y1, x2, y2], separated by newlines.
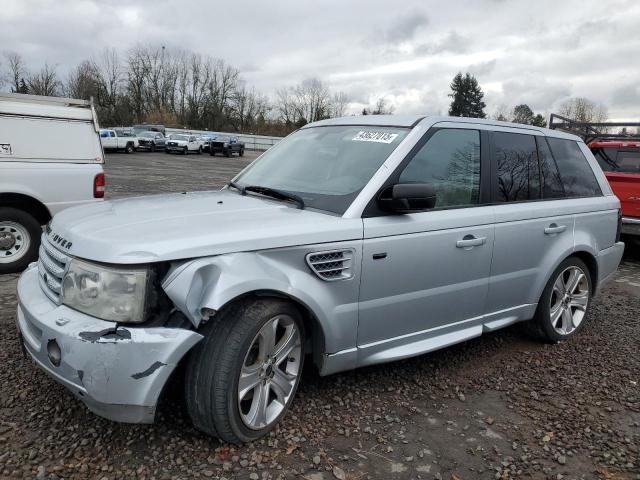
[1, 47, 613, 136]
[0, 46, 359, 136]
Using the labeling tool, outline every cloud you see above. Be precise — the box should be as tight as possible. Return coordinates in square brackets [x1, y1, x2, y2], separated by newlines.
[414, 31, 469, 56]
[1, 0, 639, 119]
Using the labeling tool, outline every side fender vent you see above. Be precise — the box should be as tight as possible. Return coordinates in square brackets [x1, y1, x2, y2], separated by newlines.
[306, 249, 355, 281]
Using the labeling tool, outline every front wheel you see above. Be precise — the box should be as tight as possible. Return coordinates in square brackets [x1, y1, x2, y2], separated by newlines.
[525, 257, 592, 343]
[239, 148, 245, 157]
[182, 146, 188, 155]
[0, 208, 41, 274]
[125, 143, 134, 154]
[185, 298, 305, 443]
[198, 146, 202, 155]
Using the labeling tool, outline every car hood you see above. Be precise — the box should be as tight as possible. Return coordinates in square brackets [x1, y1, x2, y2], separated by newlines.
[48, 190, 363, 264]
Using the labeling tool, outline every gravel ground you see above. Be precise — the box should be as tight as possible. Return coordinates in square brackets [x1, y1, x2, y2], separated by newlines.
[1, 151, 638, 480]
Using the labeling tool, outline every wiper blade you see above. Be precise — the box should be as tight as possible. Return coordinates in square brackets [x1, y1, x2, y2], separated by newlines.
[244, 185, 305, 209]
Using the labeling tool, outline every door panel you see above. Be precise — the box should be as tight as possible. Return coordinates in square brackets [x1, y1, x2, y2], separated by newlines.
[359, 206, 495, 347]
[488, 204, 575, 314]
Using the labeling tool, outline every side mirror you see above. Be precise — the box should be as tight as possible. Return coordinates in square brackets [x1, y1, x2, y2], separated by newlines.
[377, 183, 437, 213]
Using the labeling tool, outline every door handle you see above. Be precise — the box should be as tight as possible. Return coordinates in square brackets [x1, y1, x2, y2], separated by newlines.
[456, 235, 486, 249]
[544, 223, 567, 235]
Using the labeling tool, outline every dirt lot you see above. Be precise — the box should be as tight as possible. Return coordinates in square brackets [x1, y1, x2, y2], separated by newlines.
[1, 151, 639, 480]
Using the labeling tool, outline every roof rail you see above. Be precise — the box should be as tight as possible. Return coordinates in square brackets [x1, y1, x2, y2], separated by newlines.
[0, 92, 91, 108]
[548, 113, 640, 143]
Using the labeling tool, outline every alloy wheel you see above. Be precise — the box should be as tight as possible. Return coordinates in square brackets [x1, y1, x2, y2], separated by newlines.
[237, 314, 302, 430]
[549, 266, 589, 335]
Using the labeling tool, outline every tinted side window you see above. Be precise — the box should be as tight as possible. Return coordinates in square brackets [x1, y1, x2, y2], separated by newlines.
[399, 128, 480, 208]
[537, 137, 565, 199]
[617, 151, 640, 173]
[547, 138, 602, 197]
[100, 131, 108, 138]
[494, 132, 540, 202]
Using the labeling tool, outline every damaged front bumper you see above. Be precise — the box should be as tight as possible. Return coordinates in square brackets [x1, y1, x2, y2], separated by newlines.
[16, 266, 203, 423]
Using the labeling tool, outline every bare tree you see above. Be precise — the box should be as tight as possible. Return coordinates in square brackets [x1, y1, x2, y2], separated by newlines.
[3, 51, 28, 93]
[27, 63, 60, 96]
[371, 96, 394, 115]
[330, 91, 349, 118]
[559, 97, 608, 123]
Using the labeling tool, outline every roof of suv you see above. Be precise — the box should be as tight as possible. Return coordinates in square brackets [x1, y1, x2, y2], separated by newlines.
[305, 115, 582, 141]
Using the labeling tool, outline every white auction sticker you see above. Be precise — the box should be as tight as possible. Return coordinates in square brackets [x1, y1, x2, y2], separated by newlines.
[0, 143, 12, 155]
[352, 131, 398, 144]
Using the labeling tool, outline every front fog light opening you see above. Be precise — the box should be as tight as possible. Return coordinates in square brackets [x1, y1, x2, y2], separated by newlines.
[47, 339, 61, 367]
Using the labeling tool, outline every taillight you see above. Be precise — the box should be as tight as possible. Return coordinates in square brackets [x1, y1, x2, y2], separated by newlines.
[615, 208, 622, 242]
[94, 172, 105, 198]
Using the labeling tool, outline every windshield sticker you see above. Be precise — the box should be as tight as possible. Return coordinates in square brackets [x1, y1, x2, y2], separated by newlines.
[352, 131, 398, 144]
[0, 143, 12, 155]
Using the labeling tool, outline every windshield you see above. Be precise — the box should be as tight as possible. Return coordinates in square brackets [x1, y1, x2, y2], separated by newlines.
[233, 125, 409, 214]
[214, 136, 230, 142]
[170, 134, 189, 141]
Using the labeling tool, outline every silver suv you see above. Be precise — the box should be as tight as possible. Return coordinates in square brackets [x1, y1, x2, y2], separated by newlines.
[16, 115, 624, 443]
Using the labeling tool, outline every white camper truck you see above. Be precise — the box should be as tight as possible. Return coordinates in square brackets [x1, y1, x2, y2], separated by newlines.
[0, 93, 105, 273]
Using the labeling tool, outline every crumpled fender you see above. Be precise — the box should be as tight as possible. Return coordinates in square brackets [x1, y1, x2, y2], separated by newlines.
[161, 247, 361, 355]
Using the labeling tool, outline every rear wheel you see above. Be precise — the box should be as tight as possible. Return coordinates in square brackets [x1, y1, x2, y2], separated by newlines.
[183, 146, 188, 155]
[0, 208, 41, 274]
[525, 257, 592, 343]
[125, 143, 134, 154]
[239, 148, 245, 157]
[198, 146, 203, 155]
[185, 298, 305, 443]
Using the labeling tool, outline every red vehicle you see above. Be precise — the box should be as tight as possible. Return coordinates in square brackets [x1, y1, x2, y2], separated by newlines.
[549, 114, 640, 241]
[589, 140, 640, 237]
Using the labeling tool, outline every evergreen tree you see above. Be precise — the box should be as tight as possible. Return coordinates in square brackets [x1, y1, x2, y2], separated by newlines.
[16, 77, 29, 94]
[512, 104, 535, 125]
[531, 114, 546, 127]
[448, 72, 486, 118]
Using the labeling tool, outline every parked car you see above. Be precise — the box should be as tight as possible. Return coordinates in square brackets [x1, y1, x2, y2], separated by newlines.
[132, 123, 166, 136]
[100, 129, 139, 153]
[198, 133, 216, 153]
[209, 135, 244, 157]
[0, 92, 104, 273]
[16, 115, 623, 444]
[137, 131, 166, 152]
[165, 134, 202, 154]
[589, 140, 640, 241]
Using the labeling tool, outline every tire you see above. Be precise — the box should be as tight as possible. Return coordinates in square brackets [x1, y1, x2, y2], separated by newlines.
[198, 146, 202, 155]
[0, 208, 42, 274]
[239, 148, 245, 157]
[183, 147, 188, 155]
[210, 150, 216, 157]
[224, 149, 231, 158]
[150, 143, 156, 152]
[524, 257, 592, 343]
[165, 149, 171, 154]
[185, 298, 305, 444]
[125, 143, 134, 154]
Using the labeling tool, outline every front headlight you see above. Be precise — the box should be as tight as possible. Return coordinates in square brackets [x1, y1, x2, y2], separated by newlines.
[61, 259, 149, 323]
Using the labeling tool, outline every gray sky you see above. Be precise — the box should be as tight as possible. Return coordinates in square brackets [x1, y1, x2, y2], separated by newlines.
[2, 0, 639, 120]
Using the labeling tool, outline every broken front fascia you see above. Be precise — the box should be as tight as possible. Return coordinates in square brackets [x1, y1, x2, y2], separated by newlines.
[16, 266, 202, 423]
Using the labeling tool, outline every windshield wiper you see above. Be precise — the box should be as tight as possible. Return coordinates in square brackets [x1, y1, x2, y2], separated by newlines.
[244, 185, 305, 209]
[227, 180, 246, 195]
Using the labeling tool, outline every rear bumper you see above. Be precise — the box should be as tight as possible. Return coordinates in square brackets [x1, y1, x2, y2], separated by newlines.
[16, 266, 202, 423]
[595, 241, 625, 294]
[621, 216, 640, 236]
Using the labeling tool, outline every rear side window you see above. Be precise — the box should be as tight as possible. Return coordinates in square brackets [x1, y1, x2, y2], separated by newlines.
[593, 147, 640, 174]
[493, 132, 540, 202]
[399, 128, 481, 208]
[547, 138, 602, 197]
[536, 137, 565, 199]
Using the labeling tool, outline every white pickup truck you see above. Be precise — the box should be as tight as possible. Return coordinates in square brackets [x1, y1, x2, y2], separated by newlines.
[100, 128, 139, 153]
[0, 93, 105, 273]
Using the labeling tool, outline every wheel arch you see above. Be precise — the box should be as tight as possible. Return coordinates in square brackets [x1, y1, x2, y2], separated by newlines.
[570, 250, 599, 294]
[0, 192, 52, 225]
[205, 289, 327, 371]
